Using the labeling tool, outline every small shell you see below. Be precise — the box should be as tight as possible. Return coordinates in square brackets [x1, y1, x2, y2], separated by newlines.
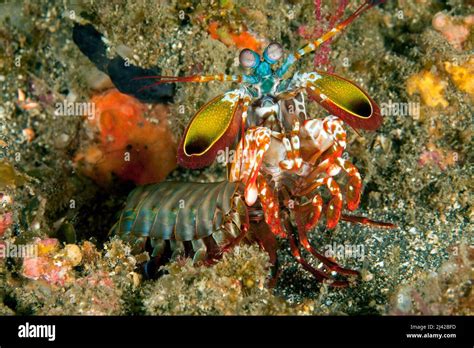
[64, 244, 83, 266]
[22, 128, 35, 142]
[374, 134, 392, 153]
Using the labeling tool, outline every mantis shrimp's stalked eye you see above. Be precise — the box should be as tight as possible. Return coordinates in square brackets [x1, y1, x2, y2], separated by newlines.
[263, 42, 283, 64]
[239, 49, 260, 69]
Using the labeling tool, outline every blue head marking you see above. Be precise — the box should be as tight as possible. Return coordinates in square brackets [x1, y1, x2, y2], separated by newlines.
[255, 60, 272, 78]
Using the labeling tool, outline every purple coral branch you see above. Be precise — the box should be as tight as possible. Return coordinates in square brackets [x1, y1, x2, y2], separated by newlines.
[310, 0, 349, 71]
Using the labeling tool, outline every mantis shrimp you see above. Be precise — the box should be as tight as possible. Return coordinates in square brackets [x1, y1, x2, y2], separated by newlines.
[112, 0, 395, 287]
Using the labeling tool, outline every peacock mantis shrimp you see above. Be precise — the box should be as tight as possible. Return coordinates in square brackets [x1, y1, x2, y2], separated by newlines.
[112, 0, 395, 287]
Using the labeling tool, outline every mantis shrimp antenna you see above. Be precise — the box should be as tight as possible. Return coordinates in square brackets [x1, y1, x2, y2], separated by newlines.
[134, 74, 244, 92]
[296, 0, 383, 59]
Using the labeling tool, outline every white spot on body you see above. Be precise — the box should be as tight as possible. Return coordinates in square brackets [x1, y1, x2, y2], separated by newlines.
[245, 182, 259, 206]
[291, 136, 300, 149]
[283, 138, 292, 151]
[328, 165, 341, 177]
[222, 92, 240, 104]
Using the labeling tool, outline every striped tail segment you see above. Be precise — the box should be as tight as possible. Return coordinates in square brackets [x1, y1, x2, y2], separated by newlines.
[112, 181, 248, 265]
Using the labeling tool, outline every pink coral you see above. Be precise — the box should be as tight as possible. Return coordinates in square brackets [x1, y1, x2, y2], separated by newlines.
[22, 238, 77, 285]
[77, 271, 114, 288]
[22, 256, 73, 285]
[298, 0, 349, 70]
[0, 212, 13, 237]
[432, 12, 472, 50]
[418, 144, 458, 171]
[22, 257, 50, 280]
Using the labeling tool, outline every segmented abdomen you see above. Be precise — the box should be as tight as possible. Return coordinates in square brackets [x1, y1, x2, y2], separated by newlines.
[112, 181, 243, 263]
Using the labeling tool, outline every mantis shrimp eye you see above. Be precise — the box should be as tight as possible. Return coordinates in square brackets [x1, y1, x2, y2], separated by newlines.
[263, 42, 283, 64]
[239, 49, 260, 69]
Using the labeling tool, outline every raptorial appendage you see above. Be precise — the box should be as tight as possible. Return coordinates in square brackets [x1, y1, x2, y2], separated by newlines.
[227, 113, 367, 286]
